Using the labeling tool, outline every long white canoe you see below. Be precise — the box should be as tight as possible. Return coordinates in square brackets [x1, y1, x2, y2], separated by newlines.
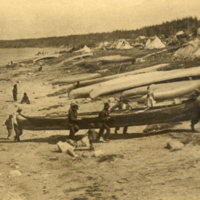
[89, 66, 200, 99]
[84, 55, 135, 64]
[121, 80, 200, 98]
[69, 63, 169, 98]
[53, 53, 94, 68]
[122, 80, 200, 102]
[33, 54, 60, 63]
[51, 73, 102, 85]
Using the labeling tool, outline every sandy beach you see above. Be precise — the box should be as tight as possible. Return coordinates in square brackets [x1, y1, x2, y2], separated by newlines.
[0, 53, 200, 200]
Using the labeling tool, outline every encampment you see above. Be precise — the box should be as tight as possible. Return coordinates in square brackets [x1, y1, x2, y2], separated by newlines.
[95, 41, 111, 50]
[108, 39, 133, 50]
[145, 36, 166, 49]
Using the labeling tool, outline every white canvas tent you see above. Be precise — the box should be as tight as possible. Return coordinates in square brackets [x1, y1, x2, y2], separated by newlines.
[74, 45, 93, 54]
[95, 41, 110, 50]
[145, 36, 166, 49]
[109, 39, 133, 50]
[176, 31, 185, 36]
[174, 38, 200, 58]
[145, 38, 151, 47]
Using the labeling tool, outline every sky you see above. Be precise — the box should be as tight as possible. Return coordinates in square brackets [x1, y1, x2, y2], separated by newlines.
[1, 0, 200, 40]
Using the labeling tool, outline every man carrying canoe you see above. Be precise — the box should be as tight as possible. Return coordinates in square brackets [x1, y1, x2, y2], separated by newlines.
[96, 102, 111, 142]
[110, 97, 132, 134]
[68, 103, 81, 140]
[13, 108, 23, 142]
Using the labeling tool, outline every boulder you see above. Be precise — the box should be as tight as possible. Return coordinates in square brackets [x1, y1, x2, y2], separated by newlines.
[166, 139, 184, 151]
[9, 170, 22, 177]
[92, 150, 104, 157]
[57, 141, 74, 153]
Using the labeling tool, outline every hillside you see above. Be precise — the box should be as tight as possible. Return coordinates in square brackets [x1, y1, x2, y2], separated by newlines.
[0, 17, 199, 48]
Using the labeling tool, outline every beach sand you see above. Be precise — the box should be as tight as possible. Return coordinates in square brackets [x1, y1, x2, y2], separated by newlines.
[0, 59, 200, 200]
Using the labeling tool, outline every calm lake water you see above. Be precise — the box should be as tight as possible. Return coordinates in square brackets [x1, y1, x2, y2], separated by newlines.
[0, 47, 63, 66]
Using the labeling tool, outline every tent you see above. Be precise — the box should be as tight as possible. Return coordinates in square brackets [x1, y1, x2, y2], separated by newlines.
[174, 38, 200, 58]
[176, 31, 185, 36]
[109, 39, 133, 50]
[145, 36, 166, 49]
[145, 39, 151, 47]
[74, 45, 93, 54]
[95, 41, 111, 50]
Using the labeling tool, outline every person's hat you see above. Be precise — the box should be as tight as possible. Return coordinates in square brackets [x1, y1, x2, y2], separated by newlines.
[17, 107, 22, 112]
[71, 103, 79, 109]
[104, 102, 110, 107]
[9, 114, 13, 118]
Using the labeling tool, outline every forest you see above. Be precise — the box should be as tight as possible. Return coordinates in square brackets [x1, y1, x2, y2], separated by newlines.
[0, 17, 199, 48]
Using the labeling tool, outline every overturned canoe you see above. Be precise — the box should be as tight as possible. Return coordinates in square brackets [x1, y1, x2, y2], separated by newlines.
[17, 98, 200, 131]
[69, 63, 169, 99]
[51, 73, 102, 85]
[122, 80, 200, 99]
[84, 55, 135, 65]
[90, 66, 200, 99]
[33, 54, 60, 63]
[53, 53, 94, 68]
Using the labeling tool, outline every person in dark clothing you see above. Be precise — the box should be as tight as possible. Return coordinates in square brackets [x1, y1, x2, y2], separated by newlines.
[87, 123, 98, 150]
[5, 115, 13, 139]
[68, 104, 81, 140]
[110, 98, 132, 134]
[97, 102, 111, 142]
[21, 92, 30, 104]
[12, 84, 17, 101]
[13, 108, 23, 142]
[190, 89, 200, 132]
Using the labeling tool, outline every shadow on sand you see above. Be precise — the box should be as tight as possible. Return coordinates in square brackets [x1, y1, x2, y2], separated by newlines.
[0, 128, 194, 144]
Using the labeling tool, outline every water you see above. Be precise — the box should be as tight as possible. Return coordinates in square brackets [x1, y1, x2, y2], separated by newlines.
[0, 47, 64, 66]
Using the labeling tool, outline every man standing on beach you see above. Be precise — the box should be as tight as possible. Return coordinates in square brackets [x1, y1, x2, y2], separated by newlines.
[12, 84, 17, 102]
[13, 108, 23, 142]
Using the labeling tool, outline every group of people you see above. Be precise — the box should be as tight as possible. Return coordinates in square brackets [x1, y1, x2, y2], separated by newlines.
[5, 108, 23, 142]
[12, 84, 30, 104]
[4, 83, 31, 141]
[67, 97, 133, 150]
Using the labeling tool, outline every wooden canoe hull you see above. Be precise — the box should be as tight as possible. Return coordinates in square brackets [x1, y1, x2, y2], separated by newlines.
[17, 99, 200, 131]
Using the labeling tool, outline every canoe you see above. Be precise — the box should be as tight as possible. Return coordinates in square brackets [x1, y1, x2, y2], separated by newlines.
[53, 53, 94, 67]
[84, 55, 135, 64]
[33, 54, 60, 63]
[51, 73, 102, 85]
[16, 98, 200, 131]
[69, 63, 169, 99]
[122, 80, 200, 99]
[78, 63, 169, 88]
[90, 66, 200, 99]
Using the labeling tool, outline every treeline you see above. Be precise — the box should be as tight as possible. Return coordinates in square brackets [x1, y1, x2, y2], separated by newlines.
[0, 17, 199, 48]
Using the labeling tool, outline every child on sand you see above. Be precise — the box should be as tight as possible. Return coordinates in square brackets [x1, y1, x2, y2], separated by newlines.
[5, 115, 13, 139]
[87, 123, 98, 150]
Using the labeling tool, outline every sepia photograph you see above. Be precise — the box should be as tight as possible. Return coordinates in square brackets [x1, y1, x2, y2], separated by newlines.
[1, 0, 200, 199]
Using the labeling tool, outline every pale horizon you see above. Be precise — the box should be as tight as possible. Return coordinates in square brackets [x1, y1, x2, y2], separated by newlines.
[1, 0, 200, 40]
